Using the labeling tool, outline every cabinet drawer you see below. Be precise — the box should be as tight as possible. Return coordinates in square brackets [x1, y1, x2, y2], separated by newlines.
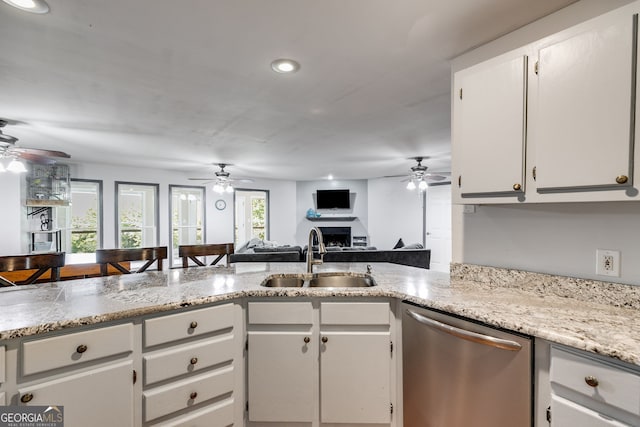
[144, 366, 234, 421]
[144, 334, 235, 385]
[551, 395, 628, 427]
[22, 323, 134, 376]
[321, 302, 389, 325]
[551, 347, 640, 416]
[153, 398, 234, 427]
[144, 303, 234, 347]
[18, 359, 135, 427]
[248, 302, 313, 325]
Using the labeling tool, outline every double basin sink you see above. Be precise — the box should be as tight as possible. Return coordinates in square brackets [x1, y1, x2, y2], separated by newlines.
[261, 272, 376, 288]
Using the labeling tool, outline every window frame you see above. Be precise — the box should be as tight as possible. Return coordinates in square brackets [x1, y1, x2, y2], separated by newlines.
[233, 188, 270, 246]
[68, 178, 104, 253]
[168, 184, 206, 267]
[115, 181, 160, 249]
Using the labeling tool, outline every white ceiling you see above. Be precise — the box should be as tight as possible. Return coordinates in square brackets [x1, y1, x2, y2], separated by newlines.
[0, 0, 577, 181]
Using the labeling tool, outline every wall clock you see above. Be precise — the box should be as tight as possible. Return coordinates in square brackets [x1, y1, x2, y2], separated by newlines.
[215, 199, 227, 210]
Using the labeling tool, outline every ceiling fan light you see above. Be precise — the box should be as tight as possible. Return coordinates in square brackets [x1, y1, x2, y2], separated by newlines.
[225, 184, 234, 193]
[418, 180, 428, 191]
[7, 158, 27, 173]
[213, 183, 224, 193]
[406, 181, 416, 190]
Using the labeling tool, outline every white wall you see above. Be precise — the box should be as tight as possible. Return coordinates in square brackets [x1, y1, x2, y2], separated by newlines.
[462, 203, 640, 286]
[368, 178, 424, 249]
[295, 180, 368, 246]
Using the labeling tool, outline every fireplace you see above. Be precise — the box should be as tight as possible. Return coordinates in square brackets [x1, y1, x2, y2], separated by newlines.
[319, 227, 351, 247]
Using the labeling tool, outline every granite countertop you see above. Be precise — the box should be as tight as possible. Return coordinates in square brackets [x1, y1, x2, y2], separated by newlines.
[0, 262, 638, 367]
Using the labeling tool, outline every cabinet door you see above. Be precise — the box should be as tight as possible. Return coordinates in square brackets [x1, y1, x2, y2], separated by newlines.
[453, 54, 527, 199]
[320, 332, 391, 424]
[18, 360, 134, 427]
[551, 395, 629, 427]
[534, 13, 637, 192]
[247, 331, 315, 422]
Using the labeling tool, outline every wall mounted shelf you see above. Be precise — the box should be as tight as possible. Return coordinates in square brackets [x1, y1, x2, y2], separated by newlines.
[306, 217, 357, 222]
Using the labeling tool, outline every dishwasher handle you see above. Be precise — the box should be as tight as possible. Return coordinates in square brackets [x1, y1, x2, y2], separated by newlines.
[406, 309, 522, 351]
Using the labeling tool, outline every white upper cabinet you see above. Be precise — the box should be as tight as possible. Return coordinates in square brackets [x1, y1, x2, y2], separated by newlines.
[533, 12, 638, 192]
[452, 3, 640, 204]
[453, 52, 528, 201]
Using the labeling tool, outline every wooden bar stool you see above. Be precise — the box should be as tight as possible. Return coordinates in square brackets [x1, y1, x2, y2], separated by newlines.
[0, 252, 65, 286]
[96, 247, 168, 276]
[178, 243, 234, 268]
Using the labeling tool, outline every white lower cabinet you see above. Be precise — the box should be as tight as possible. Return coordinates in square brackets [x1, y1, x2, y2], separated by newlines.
[19, 360, 135, 427]
[319, 332, 391, 424]
[142, 302, 241, 426]
[550, 345, 640, 426]
[248, 331, 315, 422]
[247, 299, 395, 426]
[15, 322, 135, 427]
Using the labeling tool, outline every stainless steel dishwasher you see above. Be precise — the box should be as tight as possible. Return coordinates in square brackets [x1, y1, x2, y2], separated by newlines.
[402, 302, 532, 427]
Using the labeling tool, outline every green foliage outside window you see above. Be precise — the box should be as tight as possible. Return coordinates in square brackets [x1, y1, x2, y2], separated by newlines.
[251, 197, 266, 239]
[120, 208, 142, 248]
[71, 207, 98, 253]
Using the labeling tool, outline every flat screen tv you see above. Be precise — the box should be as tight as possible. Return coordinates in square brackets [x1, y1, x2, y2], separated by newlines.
[316, 189, 350, 209]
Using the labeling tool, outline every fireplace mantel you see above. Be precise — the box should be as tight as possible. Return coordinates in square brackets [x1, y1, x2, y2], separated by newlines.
[306, 216, 356, 222]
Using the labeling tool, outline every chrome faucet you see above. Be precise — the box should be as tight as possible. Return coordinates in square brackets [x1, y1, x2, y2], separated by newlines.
[306, 227, 327, 273]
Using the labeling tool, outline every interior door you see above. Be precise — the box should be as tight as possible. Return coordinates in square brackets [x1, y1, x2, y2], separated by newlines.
[425, 185, 452, 272]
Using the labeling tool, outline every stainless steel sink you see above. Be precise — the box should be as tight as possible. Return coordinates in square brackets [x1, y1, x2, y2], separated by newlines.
[261, 275, 305, 287]
[308, 274, 375, 288]
[261, 273, 376, 288]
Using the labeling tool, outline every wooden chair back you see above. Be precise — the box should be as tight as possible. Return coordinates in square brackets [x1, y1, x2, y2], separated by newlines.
[178, 243, 234, 268]
[0, 252, 65, 286]
[95, 247, 168, 276]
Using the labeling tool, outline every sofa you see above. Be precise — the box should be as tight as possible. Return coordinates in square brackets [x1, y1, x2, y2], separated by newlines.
[229, 239, 430, 269]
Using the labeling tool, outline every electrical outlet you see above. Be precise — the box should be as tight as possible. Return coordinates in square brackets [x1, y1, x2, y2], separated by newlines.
[462, 205, 477, 214]
[596, 249, 621, 277]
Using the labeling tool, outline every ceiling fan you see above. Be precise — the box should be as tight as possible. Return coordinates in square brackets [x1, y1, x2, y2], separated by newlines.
[0, 119, 71, 172]
[189, 163, 254, 193]
[386, 157, 451, 191]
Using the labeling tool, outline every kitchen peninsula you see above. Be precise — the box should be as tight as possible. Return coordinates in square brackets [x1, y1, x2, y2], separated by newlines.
[0, 262, 638, 427]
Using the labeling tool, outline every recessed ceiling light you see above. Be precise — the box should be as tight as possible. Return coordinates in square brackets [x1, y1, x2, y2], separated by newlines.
[2, 0, 49, 13]
[271, 59, 300, 74]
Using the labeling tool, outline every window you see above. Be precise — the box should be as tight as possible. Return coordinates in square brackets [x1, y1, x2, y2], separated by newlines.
[116, 182, 159, 248]
[53, 180, 103, 254]
[234, 189, 269, 246]
[170, 185, 205, 267]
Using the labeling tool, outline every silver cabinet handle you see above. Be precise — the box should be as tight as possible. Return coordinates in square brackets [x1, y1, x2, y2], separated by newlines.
[406, 309, 522, 351]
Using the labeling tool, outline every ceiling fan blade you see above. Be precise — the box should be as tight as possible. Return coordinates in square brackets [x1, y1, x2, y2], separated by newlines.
[16, 152, 58, 165]
[382, 174, 408, 178]
[231, 178, 254, 183]
[426, 175, 447, 181]
[13, 147, 71, 158]
[188, 178, 216, 184]
[0, 133, 18, 144]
